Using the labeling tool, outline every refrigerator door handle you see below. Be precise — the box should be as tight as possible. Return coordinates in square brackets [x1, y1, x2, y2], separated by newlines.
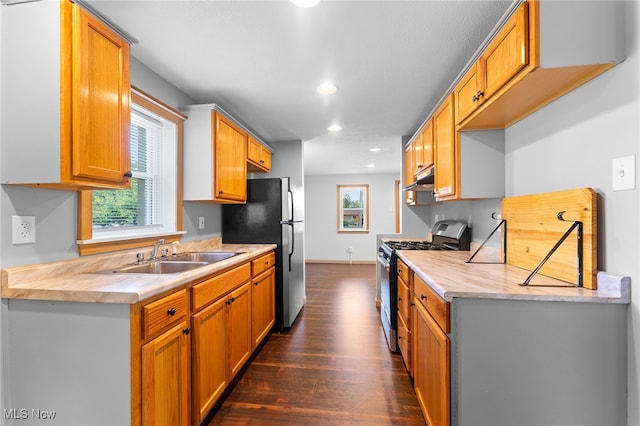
[288, 181, 294, 222]
[285, 222, 294, 272]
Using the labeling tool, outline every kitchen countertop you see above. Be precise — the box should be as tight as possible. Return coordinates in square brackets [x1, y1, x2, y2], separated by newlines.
[397, 250, 630, 304]
[1, 238, 276, 304]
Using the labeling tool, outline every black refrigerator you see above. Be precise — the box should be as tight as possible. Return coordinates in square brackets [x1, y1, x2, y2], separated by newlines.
[222, 177, 305, 330]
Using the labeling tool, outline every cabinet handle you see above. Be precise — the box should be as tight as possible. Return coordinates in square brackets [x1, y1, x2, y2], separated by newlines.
[124, 171, 133, 178]
[183, 327, 191, 335]
[167, 307, 177, 316]
[420, 294, 427, 301]
[218, 190, 224, 195]
[398, 297, 403, 302]
[226, 297, 236, 305]
[254, 281, 259, 286]
[472, 90, 485, 102]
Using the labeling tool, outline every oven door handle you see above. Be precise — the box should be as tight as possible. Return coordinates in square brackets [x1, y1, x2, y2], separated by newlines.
[377, 254, 390, 270]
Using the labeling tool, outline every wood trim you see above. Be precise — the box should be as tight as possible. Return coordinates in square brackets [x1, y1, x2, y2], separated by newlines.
[76, 90, 186, 255]
[131, 86, 187, 123]
[130, 303, 142, 426]
[305, 260, 376, 265]
[77, 234, 182, 256]
[394, 180, 400, 233]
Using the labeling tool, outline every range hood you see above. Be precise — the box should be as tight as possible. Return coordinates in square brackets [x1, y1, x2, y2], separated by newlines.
[404, 165, 434, 192]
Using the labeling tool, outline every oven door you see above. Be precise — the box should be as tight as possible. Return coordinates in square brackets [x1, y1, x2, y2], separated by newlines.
[377, 252, 397, 352]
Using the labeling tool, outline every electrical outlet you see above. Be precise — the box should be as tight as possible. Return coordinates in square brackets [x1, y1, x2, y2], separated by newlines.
[12, 216, 36, 244]
[198, 216, 205, 229]
[612, 155, 635, 191]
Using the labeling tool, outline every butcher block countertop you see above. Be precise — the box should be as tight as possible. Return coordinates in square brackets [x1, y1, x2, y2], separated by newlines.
[397, 249, 630, 304]
[1, 238, 276, 304]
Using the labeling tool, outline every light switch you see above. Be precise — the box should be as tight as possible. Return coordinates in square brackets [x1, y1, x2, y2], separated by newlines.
[612, 155, 635, 191]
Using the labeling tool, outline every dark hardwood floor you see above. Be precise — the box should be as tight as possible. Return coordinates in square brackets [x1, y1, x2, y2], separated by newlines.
[207, 263, 425, 425]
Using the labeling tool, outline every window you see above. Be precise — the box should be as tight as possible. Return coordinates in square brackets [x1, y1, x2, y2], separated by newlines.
[77, 88, 186, 255]
[337, 184, 369, 233]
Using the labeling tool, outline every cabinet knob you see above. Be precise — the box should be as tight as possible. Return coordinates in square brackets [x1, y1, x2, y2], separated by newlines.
[254, 281, 259, 286]
[472, 90, 485, 102]
[123, 171, 133, 178]
[167, 307, 177, 316]
[183, 327, 191, 335]
[420, 294, 427, 301]
[398, 297, 403, 302]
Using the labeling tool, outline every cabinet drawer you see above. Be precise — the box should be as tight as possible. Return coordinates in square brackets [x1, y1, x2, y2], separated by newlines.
[397, 278, 411, 326]
[396, 258, 411, 284]
[252, 252, 275, 276]
[143, 289, 187, 339]
[192, 263, 251, 311]
[414, 274, 450, 333]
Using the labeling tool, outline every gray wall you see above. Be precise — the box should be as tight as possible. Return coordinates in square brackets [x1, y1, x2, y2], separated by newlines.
[305, 173, 399, 262]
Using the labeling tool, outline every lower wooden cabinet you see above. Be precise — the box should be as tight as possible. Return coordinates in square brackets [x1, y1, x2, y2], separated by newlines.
[251, 264, 275, 349]
[141, 321, 191, 426]
[227, 283, 252, 379]
[191, 297, 227, 421]
[137, 250, 275, 426]
[413, 297, 450, 426]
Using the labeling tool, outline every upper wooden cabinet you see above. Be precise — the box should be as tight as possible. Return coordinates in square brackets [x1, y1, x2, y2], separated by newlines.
[247, 136, 272, 173]
[433, 95, 456, 200]
[2, 0, 132, 190]
[456, 0, 624, 129]
[411, 120, 434, 175]
[181, 106, 248, 203]
[456, 5, 528, 124]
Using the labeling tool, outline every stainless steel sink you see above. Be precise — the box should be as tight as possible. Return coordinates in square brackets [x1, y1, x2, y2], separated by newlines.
[110, 261, 209, 274]
[165, 252, 242, 263]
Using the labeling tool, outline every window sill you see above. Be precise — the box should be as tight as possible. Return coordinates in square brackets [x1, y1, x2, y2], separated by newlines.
[77, 231, 186, 256]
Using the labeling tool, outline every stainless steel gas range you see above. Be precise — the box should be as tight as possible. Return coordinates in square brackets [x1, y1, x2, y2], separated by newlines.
[377, 220, 471, 352]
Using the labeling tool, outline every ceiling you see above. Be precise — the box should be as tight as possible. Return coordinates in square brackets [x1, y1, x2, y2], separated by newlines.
[88, 0, 515, 176]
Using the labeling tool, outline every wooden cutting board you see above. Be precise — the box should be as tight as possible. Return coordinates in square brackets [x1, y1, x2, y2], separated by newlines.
[502, 188, 597, 289]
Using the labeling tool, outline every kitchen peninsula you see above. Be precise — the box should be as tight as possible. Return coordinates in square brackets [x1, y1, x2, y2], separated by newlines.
[399, 249, 629, 426]
[1, 238, 276, 426]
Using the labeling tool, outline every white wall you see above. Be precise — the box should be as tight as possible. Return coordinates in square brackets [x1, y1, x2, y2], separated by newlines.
[305, 173, 398, 262]
[503, 2, 639, 423]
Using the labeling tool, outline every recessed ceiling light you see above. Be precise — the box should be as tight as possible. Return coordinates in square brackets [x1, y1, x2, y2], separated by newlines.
[369, 147, 382, 152]
[291, 0, 320, 8]
[367, 164, 376, 168]
[328, 124, 342, 132]
[317, 82, 337, 95]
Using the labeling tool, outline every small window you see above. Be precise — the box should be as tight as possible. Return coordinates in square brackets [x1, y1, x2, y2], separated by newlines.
[92, 106, 172, 239]
[337, 184, 369, 233]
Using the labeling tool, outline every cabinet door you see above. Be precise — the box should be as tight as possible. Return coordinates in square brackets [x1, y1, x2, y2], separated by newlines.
[251, 267, 275, 349]
[141, 321, 190, 426]
[413, 300, 450, 426]
[433, 94, 456, 199]
[247, 136, 271, 172]
[71, 4, 131, 185]
[191, 297, 227, 422]
[214, 113, 247, 203]
[227, 282, 252, 379]
[412, 131, 424, 173]
[455, 62, 483, 124]
[481, 3, 528, 102]
[404, 143, 415, 188]
[421, 120, 434, 170]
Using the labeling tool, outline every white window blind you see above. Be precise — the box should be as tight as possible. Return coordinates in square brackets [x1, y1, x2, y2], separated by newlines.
[92, 107, 162, 231]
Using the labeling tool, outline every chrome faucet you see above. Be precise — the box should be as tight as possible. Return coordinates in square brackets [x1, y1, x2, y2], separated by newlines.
[151, 239, 166, 260]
